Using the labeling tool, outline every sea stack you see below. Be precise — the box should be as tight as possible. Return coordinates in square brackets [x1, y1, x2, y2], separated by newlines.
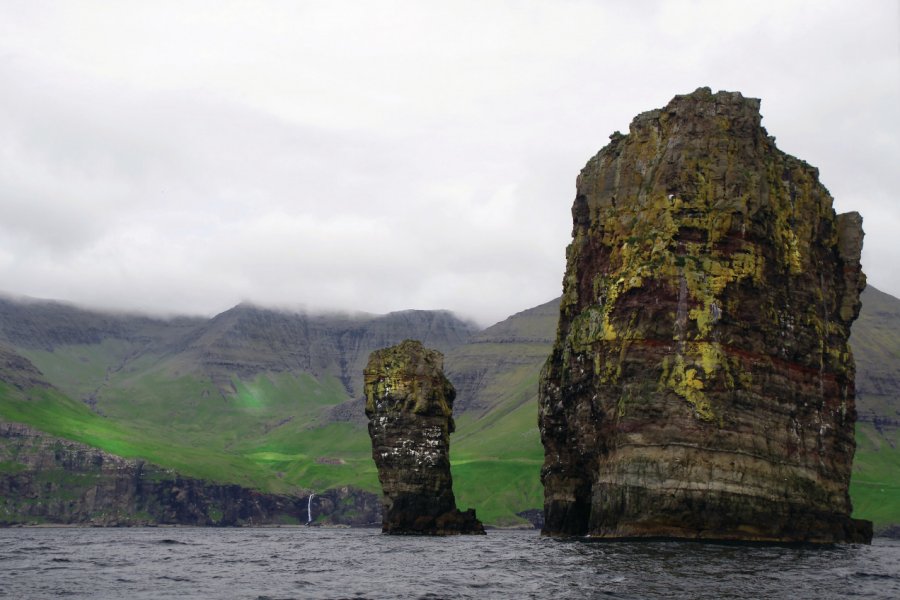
[538, 88, 872, 543]
[364, 339, 484, 535]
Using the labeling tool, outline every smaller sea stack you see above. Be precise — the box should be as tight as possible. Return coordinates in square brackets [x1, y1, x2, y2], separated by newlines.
[364, 339, 484, 535]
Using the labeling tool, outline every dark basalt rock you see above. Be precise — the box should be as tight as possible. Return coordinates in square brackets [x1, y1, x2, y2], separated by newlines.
[538, 88, 872, 543]
[364, 339, 484, 535]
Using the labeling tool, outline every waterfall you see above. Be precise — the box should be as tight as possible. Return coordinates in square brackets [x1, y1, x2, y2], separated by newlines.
[307, 493, 315, 525]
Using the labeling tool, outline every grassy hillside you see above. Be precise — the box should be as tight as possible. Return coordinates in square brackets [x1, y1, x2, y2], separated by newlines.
[851, 421, 900, 527]
[0, 380, 272, 489]
[2, 359, 380, 494]
[848, 286, 900, 530]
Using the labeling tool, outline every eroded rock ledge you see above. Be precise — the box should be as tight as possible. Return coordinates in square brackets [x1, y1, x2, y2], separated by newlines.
[365, 339, 484, 535]
[538, 87, 872, 543]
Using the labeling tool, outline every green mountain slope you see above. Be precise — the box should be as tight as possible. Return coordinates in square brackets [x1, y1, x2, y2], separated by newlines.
[0, 343, 291, 490]
[445, 299, 557, 524]
[848, 286, 900, 529]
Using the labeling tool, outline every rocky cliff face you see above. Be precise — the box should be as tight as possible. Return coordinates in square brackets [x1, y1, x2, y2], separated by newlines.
[539, 88, 872, 543]
[365, 340, 484, 534]
[0, 420, 379, 527]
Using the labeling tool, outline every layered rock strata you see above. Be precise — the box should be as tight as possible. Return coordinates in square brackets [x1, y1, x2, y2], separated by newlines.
[365, 339, 484, 534]
[539, 88, 872, 543]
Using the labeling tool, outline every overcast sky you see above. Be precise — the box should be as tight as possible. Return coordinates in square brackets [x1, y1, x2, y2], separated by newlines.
[1, 1, 898, 326]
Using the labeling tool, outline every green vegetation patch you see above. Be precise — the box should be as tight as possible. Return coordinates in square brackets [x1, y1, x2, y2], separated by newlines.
[451, 459, 542, 527]
[0, 460, 26, 475]
[850, 422, 900, 529]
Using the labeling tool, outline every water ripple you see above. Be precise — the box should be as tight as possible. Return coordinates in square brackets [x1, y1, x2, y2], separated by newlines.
[0, 529, 897, 599]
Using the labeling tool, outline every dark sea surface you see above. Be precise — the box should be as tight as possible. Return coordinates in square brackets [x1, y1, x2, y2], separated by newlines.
[0, 527, 898, 599]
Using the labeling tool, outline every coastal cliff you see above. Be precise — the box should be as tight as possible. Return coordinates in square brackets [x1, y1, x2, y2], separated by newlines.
[0, 420, 380, 527]
[538, 88, 872, 543]
[365, 340, 484, 534]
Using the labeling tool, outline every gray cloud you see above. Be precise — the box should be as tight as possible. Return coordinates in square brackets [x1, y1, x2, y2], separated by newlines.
[0, 0, 897, 326]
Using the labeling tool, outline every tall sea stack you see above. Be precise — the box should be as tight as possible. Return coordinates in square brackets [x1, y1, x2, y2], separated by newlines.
[539, 88, 872, 543]
[364, 339, 484, 535]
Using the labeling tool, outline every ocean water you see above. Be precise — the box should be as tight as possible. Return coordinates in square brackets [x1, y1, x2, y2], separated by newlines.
[1, 528, 898, 599]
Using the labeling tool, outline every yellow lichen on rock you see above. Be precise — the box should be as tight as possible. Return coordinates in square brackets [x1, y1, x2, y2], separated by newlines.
[566, 182, 770, 418]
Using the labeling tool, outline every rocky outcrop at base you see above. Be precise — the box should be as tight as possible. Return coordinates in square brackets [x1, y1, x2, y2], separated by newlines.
[539, 88, 872, 543]
[365, 340, 484, 535]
